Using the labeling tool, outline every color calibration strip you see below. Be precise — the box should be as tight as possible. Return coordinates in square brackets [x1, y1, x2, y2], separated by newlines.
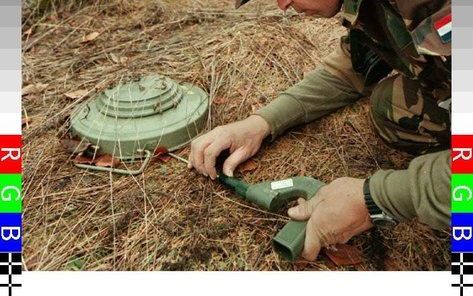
[452, 1, 473, 295]
[0, 1, 22, 295]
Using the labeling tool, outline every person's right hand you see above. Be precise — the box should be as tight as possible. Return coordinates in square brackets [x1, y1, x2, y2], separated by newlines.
[188, 115, 270, 179]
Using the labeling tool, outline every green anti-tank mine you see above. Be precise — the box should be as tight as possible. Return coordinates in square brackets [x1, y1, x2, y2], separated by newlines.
[70, 75, 209, 164]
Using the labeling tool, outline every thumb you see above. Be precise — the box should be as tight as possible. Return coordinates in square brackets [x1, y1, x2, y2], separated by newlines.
[222, 147, 248, 177]
[302, 216, 322, 261]
[288, 198, 313, 221]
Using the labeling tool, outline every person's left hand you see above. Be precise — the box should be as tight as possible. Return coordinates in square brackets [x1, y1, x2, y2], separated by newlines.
[288, 177, 374, 261]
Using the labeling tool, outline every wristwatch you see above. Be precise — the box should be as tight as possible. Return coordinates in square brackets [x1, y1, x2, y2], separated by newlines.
[363, 178, 396, 226]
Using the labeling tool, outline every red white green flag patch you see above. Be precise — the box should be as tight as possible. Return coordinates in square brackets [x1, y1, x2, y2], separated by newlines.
[434, 13, 451, 44]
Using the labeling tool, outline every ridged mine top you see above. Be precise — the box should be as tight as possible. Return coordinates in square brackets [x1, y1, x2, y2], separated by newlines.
[96, 75, 183, 118]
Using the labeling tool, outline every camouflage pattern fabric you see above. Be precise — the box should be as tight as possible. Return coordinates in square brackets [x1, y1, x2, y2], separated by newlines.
[339, 0, 452, 154]
[254, 0, 452, 227]
[369, 73, 450, 155]
[322, 36, 451, 155]
[343, 0, 451, 55]
[342, 0, 451, 93]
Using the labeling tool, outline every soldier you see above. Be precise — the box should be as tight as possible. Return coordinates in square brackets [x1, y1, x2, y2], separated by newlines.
[188, 0, 451, 261]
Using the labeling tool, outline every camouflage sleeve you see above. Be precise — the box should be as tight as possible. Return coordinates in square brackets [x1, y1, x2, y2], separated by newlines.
[370, 149, 450, 229]
[255, 38, 365, 140]
[397, 0, 451, 56]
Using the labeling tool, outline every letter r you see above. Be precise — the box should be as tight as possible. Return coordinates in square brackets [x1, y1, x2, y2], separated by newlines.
[1, 148, 21, 161]
[453, 148, 473, 162]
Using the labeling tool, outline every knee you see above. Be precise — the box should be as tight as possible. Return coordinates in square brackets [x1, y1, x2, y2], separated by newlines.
[369, 77, 394, 123]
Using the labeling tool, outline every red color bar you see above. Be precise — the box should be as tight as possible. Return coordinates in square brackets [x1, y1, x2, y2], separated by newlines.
[0, 135, 22, 174]
[452, 135, 473, 174]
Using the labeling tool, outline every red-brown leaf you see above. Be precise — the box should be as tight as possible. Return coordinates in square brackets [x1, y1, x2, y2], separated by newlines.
[153, 146, 170, 162]
[158, 155, 172, 162]
[213, 97, 228, 105]
[237, 159, 258, 173]
[73, 154, 95, 165]
[61, 138, 91, 155]
[94, 154, 121, 168]
[154, 146, 169, 156]
[324, 244, 364, 266]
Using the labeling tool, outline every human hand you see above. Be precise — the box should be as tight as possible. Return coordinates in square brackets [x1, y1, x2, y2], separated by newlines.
[288, 177, 373, 261]
[188, 115, 270, 179]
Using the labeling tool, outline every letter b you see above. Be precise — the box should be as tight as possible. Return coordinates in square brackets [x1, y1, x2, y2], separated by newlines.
[1, 227, 21, 241]
[453, 227, 473, 241]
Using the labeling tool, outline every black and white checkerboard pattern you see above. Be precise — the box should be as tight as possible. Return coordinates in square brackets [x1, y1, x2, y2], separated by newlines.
[452, 253, 473, 296]
[0, 253, 21, 296]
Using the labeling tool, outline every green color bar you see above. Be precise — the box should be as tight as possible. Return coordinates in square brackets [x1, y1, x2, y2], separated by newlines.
[452, 174, 473, 213]
[0, 174, 22, 213]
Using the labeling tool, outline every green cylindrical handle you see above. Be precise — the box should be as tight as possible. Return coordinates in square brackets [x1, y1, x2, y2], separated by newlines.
[218, 174, 250, 198]
[273, 220, 307, 261]
[269, 177, 324, 261]
[219, 174, 324, 261]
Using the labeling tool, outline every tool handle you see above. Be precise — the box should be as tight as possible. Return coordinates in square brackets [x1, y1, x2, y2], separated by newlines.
[220, 174, 325, 261]
[247, 176, 323, 261]
[218, 174, 250, 197]
[273, 220, 307, 261]
[246, 176, 324, 211]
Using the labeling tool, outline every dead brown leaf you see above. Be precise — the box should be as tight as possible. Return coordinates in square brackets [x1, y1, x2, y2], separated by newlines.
[293, 261, 310, 269]
[154, 147, 169, 157]
[81, 31, 100, 43]
[153, 146, 171, 162]
[65, 89, 88, 99]
[237, 159, 258, 173]
[60, 138, 91, 155]
[213, 97, 228, 105]
[324, 244, 364, 266]
[94, 154, 121, 168]
[159, 155, 172, 162]
[22, 83, 48, 96]
[73, 154, 95, 165]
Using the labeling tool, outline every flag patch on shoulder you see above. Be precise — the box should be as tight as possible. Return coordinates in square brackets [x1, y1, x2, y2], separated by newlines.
[434, 13, 451, 44]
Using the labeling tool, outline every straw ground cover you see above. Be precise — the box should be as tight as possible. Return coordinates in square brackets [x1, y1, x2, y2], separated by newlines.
[22, 0, 449, 271]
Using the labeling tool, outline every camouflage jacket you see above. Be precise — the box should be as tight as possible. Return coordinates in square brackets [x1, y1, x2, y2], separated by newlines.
[342, 0, 451, 93]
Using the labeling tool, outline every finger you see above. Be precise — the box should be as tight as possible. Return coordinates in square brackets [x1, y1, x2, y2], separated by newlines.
[187, 152, 193, 169]
[191, 140, 211, 176]
[287, 199, 312, 221]
[302, 217, 322, 261]
[222, 147, 249, 177]
[203, 140, 230, 180]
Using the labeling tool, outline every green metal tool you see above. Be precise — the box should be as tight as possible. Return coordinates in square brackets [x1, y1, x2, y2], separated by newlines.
[170, 151, 325, 261]
[218, 174, 325, 261]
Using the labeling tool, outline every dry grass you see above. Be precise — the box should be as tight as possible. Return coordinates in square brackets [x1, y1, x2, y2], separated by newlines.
[22, 0, 449, 271]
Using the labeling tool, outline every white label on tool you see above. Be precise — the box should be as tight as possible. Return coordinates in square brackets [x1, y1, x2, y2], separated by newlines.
[270, 178, 294, 190]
